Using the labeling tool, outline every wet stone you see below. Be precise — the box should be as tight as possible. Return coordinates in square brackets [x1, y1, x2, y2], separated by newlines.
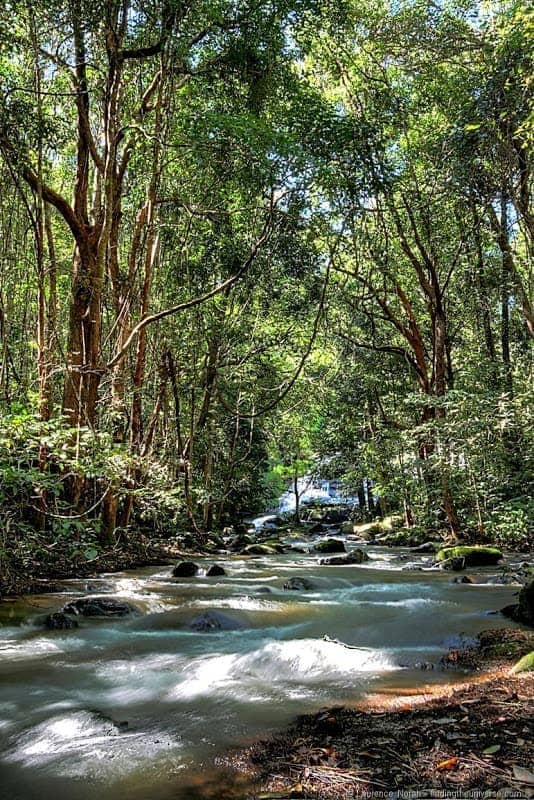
[283, 577, 314, 591]
[206, 564, 226, 577]
[189, 611, 243, 632]
[45, 612, 79, 630]
[172, 561, 200, 577]
[313, 538, 346, 554]
[61, 597, 135, 617]
[319, 549, 369, 565]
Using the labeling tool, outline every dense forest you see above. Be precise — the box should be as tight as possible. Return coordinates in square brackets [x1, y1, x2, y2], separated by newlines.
[0, 0, 532, 586]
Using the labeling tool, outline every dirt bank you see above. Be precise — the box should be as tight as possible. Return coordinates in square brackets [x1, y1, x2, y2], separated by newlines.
[223, 630, 534, 799]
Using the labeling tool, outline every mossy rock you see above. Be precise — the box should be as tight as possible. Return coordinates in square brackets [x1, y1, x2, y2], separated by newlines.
[436, 546, 502, 567]
[340, 521, 356, 535]
[313, 538, 346, 554]
[511, 650, 534, 675]
[511, 651, 534, 674]
[263, 540, 286, 553]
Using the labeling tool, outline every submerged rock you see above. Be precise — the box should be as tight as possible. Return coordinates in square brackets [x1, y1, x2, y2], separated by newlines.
[172, 561, 199, 577]
[313, 538, 346, 554]
[45, 612, 78, 630]
[283, 577, 314, 591]
[206, 564, 226, 577]
[61, 597, 135, 617]
[189, 611, 243, 632]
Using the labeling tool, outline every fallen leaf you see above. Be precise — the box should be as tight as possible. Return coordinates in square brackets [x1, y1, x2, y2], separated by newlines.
[512, 765, 534, 785]
[483, 745, 501, 755]
[437, 757, 458, 771]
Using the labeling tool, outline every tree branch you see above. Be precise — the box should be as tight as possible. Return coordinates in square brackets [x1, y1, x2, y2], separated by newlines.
[106, 209, 276, 370]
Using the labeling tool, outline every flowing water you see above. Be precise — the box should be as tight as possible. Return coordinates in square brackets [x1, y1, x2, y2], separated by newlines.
[0, 542, 526, 799]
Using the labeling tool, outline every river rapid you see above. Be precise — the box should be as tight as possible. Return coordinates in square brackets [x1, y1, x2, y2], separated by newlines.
[0, 541, 526, 799]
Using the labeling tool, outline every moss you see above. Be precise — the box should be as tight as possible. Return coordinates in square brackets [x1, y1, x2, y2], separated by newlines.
[511, 651, 534, 673]
[436, 546, 502, 566]
[313, 538, 346, 553]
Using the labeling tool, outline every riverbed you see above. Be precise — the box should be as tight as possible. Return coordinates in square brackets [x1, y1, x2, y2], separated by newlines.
[0, 544, 526, 799]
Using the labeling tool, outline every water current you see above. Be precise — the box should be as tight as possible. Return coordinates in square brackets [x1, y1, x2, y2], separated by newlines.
[0, 540, 525, 799]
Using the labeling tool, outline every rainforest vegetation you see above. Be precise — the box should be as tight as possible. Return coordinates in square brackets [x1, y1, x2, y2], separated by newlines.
[0, 0, 532, 587]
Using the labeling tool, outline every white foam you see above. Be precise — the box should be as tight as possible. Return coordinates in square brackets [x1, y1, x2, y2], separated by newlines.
[5, 710, 180, 777]
[187, 597, 277, 612]
[166, 638, 396, 702]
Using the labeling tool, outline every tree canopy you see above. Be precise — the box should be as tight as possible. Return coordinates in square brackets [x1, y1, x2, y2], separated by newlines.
[0, 0, 532, 568]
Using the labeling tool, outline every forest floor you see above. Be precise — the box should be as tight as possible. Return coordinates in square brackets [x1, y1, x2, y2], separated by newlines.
[0, 532, 187, 596]
[224, 629, 534, 800]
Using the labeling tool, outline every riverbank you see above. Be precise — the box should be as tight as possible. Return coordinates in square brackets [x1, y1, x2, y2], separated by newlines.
[0, 531, 189, 596]
[226, 632, 534, 799]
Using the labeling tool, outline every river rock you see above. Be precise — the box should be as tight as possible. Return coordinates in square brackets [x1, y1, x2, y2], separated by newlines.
[283, 577, 314, 591]
[61, 597, 135, 617]
[241, 544, 277, 556]
[189, 611, 243, 632]
[313, 538, 346, 554]
[436, 545, 502, 567]
[319, 549, 369, 565]
[410, 541, 439, 554]
[206, 564, 226, 577]
[45, 612, 79, 630]
[172, 561, 199, 577]
[451, 575, 475, 584]
[308, 522, 326, 534]
[340, 520, 356, 535]
[501, 579, 534, 627]
[323, 508, 350, 524]
[440, 556, 466, 571]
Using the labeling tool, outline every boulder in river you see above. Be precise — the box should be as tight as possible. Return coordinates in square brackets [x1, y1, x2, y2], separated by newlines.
[313, 538, 346, 554]
[283, 576, 314, 591]
[45, 612, 79, 630]
[206, 564, 226, 577]
[501, 579, 534, 627]
[189, 611, 243, 632]
[172, 561, 199, 577]
[61, 597, 135, 617]
[440, 557, 466, 571]
[319, 549, 369, 565]
[436, 546, 502, 568]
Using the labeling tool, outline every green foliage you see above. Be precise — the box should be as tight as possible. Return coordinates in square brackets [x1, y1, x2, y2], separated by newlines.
[0, 0, 532, 575]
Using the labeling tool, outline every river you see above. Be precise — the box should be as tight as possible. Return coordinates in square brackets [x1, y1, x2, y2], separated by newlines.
[0, 540, 525, 799]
